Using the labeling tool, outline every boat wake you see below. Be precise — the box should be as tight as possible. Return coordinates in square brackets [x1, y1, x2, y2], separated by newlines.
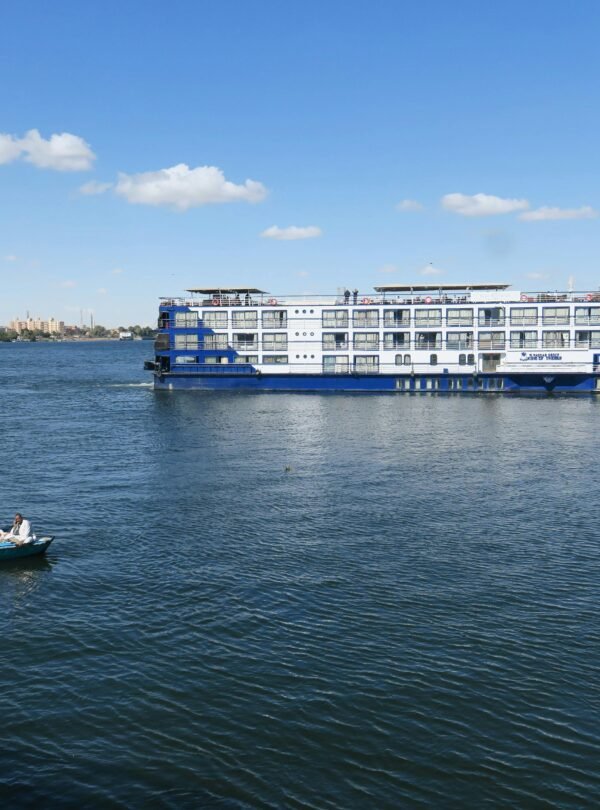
[108, 382, 154, 388]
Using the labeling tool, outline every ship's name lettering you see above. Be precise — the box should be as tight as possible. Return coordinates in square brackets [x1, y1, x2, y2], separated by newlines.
[520, 352, 562, 361]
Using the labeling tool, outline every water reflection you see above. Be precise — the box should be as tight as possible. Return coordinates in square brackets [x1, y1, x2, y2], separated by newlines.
[0, 556, 54, 610]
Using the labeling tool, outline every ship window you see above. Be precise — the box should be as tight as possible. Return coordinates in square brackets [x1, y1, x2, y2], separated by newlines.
[447, 308, 473, 326]
[510, 331, 537, 348]
[323, 309, 348, 328]
[403, 353, 411, 365]
[447, 331, 473, 350]
[575, 307, 600, 325]
[155, 333, 169, 351]
[204, 356, 229, 364]
[430, 354, 438, 365]
[323, 332, 348, 350]
[415, 308, 442, 327]
[478, 332, 505, 350]
[459, 354, 466, 365]
[174, 355, 197, 364]
[353, 310, 379, 328]
[478, 307, 505, 326]
[262, 355, 288, 364]
[415, 332, 442, 349]
[232, 310, 258, 328]
[232, 333, 258, 350]
[202, 311, 228, 328]
[204, 334, 228, 349]
[263, 333, 288, 351]
[510, 307, 538, 326]
[174, 334, 198, 349]
[262, 310, 287, 328]
[174, 311, 198, 327]
[543, 331, 569, 347]
[323, 355, 349, 374]
[353, 332, 379, 350]
[234, 354, 258, 364]
[354, 355, 379, 373]
[384, 332, 410, 349]
[542, 307, 569, 326]
[575, 331, 600, 348]
[467, 354, 475, 365]
[383, 309, 410, 327]
[158, 312, 170, 329]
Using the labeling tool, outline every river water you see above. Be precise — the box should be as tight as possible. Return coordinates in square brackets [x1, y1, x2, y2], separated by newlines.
[1, 341, 599, 808]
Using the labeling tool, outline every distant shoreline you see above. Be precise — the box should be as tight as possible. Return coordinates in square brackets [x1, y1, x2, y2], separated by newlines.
[2, 337, 154, 344]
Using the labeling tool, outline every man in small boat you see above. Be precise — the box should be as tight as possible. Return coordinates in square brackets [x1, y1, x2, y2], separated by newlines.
[0, 512, 32, 544]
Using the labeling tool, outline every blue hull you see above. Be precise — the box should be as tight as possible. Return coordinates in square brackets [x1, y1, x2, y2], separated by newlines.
[153, 373, 598, 394]
[0, 538, 54, 561]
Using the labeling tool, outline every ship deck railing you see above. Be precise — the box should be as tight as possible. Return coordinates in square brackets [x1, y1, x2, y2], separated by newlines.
[159, 291, 600, 308]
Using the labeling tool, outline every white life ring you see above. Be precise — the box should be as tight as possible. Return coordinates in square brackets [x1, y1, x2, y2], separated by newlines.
[268, 297, 278, 306]
[361, 297, 372, 305]
[424, 296, 432, 304]
[212, 298, 220, 306]
[520, 293, 528, 302]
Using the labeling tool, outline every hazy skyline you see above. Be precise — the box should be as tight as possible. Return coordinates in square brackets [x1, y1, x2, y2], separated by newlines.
[2, 0, 600, 326]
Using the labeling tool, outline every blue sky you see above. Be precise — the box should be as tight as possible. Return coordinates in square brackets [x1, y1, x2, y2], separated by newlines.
[1, 0, 599, 326]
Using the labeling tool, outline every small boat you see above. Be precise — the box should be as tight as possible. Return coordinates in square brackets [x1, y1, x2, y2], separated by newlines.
[0, 537, 54, 561]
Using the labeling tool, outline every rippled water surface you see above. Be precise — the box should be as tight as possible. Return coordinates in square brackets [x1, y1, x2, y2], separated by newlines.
[1, 341, 599, 808]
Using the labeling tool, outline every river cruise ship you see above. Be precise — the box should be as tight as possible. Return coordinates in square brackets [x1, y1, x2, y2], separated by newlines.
[145, 284, 600, 393]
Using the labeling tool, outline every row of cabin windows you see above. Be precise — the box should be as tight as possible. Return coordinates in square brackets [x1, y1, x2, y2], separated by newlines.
[168, 306, 600, 330]
[174, 355, 288, 365]
[323, 355, 476, 372]
[174, 330, 600, 351]
[323, 307, 600, 327]
[324, 331, 600, 349]
[176, 333, 289, 350]
[395, 377, 505, 391]
[172, 311, 289, 329]
[175, 354, 481, 371]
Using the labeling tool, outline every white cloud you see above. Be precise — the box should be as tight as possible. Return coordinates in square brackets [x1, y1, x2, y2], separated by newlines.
[60, 280, 77, 288]
[378, 263, 398, 274]
[115, 163, 267, 210]
[80, 180, 112, 195]
[526, 272, 548, 280]
[442, 192, 529, 217]
[419, 264, 444, 276]
[0, 129, 95, 170]
[519, 205, 598, 221]
[0, 134, 22, 164]
[261, 225, 321, 240]
[97, 287, 108, 295]
[396, 199, 424, 212]
[3, 254, 17, 262]
[297, 271, 309, 278]
[111, 267, 125, 275]
[23, 129, 95, 171]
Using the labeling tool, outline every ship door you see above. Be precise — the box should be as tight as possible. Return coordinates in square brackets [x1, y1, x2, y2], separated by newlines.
[480, 353, 502, 372]
[594, 353, 600, 372]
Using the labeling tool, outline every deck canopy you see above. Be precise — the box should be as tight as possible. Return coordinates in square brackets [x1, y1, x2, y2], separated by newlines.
[186, 286, 267, 295]
[373, 283, 510, 292]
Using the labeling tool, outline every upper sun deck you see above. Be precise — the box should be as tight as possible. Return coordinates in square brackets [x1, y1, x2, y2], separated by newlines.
[159, 283, 600, 308]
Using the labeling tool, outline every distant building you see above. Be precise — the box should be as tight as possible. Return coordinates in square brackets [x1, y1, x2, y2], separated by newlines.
[10, 316, 65, 335]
